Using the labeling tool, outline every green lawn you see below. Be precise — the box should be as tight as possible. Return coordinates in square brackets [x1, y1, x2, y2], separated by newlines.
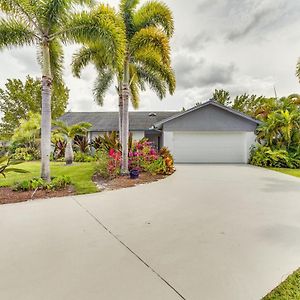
[271, 168, 300, 179]
[262, 269, 300, 300]
[0, 161, 98, 194]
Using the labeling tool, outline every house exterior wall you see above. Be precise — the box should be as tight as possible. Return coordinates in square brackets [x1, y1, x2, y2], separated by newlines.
[88, 131, 145, 142]
[162, 105, 258, 132]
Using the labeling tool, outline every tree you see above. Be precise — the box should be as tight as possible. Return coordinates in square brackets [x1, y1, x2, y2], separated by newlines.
[212, 89, 230, 106]
[119, 0, 175, 174]
[0, 76, 69, 138]
[53, 120, 91, 165]
[0, 0, 125, 181]
[72, 0, 175, 174]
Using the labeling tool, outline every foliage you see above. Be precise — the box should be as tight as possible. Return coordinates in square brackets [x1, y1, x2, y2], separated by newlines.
[0, 162, 98, 195]
[74, 152, 95, 162]
[0, 156, 29, 178]
[142, 156, 166, 175]
[12, 147, 40, 161]
[91, 131, 121, 152]
[53, 121, 92, 140]
[72, 0, 175, 108]
[94, 149, 121, 179]
[0, 76, 69, 138]
[159, 146, 175, 174]
[212, 89, 231, 106]
[51, 134, 67, 160]
[13, 175, 71, 191]
[74, 136, 90, 153]
[0, 0, 125, 180]
[249, 146, 300, 169]
[11, 112, 41, 147]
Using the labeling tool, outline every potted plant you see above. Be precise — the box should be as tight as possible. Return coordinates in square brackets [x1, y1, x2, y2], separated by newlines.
[129, 168, 139, 179]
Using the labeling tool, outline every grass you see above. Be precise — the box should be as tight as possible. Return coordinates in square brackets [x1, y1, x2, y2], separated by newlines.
[262, 269, 300, 299]
[0, 161, 98, 194]
[271, 168, 300, 179]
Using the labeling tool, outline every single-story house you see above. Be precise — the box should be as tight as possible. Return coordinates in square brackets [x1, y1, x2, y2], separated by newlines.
[60, 100, 260, 164]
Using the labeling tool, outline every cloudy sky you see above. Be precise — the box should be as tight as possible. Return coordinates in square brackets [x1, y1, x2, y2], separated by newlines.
[1, 0, 300, 112]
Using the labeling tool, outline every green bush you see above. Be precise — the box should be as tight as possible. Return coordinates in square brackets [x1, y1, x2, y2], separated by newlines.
[13, 175, 72, 191]
[12, 147, 40, 161]
[142, 157, 167, 175]
[94, 150, 120, 179]
[250, 146, 300, 168]
[74, 152, 95, 162]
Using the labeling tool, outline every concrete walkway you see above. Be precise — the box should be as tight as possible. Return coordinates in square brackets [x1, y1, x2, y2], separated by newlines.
[1, 165, 300, 300]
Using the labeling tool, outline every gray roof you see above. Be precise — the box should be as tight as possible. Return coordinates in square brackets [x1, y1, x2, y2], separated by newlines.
[59, 111, 179, 132]
[154, 100, 261, 129]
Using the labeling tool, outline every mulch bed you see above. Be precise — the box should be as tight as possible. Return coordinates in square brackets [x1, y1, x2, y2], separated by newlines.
[93, 172, 166, 191]
[0, 187, 75, 205]
[0, 173, 167, 205]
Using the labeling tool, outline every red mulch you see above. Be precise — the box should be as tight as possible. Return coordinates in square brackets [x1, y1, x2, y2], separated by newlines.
[93, 172, 166, 191]
[0, 187, 75, 205]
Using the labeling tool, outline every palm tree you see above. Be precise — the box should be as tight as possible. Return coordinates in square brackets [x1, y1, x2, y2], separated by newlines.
[53, 120, 91, 165]
[72, 0, 175, 174]
[0, 1, 125, 181]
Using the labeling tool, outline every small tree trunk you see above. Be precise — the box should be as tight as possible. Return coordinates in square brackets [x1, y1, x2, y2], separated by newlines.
[40, 41, 52, 182]
[118, 91, 123, 145]
[65, 139, 74, 165]
[121, 59, 130, 175]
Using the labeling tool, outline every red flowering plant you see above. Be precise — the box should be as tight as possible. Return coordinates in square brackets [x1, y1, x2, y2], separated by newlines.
[129, 140, 159, 171]
[108, 149, 121, 177]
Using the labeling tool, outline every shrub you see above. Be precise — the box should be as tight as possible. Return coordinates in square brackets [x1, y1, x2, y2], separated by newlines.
[74, 152, 95, 162]
[11, 147, 40, 161]
[74, 136, 90, 153]
[94, 150, 121, 179]
[159, 147, 175, 174]
[13, 175, 72, 191]
[250, 146, 300, 168]
[142, 157, 167, 175]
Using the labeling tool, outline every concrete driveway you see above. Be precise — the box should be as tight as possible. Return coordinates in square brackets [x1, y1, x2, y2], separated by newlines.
[1, 165, 300, 300]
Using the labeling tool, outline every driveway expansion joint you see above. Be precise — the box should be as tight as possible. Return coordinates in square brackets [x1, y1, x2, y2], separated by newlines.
[72, 197, 186, 300]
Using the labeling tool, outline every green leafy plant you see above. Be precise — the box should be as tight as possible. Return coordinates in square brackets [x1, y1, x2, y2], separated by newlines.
[13, 176, 71, 191]
[12, 147, 40, 161]
[74, 152, 95, 163]
[142, 157, 167, 175]
[0, 156, 29, 178]
[74, 136, 90, 153]
[53, 120, 92, 165]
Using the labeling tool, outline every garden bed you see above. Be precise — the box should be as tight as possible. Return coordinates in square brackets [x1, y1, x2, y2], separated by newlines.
[93, 172, 166, 191]
[0, 186, 75, 205]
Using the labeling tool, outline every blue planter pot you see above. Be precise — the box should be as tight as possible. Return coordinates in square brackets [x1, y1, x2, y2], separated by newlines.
[130, 169, 139, 179]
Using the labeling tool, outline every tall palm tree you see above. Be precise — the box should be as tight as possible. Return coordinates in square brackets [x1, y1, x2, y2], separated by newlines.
[53, 120, 91, 165]
[72, 0, 175, 174]
[0, 0, 125, 181]
[119, 0, 175, 174]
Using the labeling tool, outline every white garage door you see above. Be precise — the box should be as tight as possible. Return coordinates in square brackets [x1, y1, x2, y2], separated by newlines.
[173, 132, 247, 163]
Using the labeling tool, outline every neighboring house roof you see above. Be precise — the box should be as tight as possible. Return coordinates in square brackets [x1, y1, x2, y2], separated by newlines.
[59, 111, 179, 132]
[153, 100, 261, 129]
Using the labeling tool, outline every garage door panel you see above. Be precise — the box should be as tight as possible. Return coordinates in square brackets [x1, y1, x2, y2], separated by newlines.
[173, 132, 246, 163]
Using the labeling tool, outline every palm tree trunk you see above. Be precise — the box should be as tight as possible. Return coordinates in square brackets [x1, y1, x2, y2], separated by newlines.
[65, 139, 74, 165]
[121, 59, 130, 175]
[41, 41, 52, 182]
[118, 91, 123, 145]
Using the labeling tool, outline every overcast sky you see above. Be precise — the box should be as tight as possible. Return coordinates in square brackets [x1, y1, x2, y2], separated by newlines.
[1, 0, 300, 112]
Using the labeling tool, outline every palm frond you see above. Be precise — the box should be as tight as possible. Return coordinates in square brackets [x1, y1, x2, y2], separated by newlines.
[135, 66, 167, 99]
[129, 65, 140, 109]
[0, 18, 36, 49]
[134, 48, 175, 94]
[130, 26, 170, 64]
[93, 69, 114, 106]
[134, 0, 174, 37]
[72, 46, 97, 77]
[60, 8, 125, 70]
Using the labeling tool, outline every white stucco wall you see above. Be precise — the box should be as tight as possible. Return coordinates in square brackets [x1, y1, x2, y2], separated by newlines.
[131, 131, 145, 141]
